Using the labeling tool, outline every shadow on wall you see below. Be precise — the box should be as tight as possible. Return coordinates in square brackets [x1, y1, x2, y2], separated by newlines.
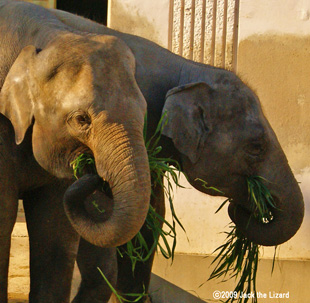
[56, 0, 108, 25]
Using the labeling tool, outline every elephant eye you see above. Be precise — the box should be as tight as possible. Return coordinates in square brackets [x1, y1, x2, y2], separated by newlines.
[245, 141, 266, 158]
[76, 114, 91, 126]
[67, 111, 91, 132]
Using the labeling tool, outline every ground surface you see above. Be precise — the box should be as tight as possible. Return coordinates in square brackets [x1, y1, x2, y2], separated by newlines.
[8, 222, 29, 303]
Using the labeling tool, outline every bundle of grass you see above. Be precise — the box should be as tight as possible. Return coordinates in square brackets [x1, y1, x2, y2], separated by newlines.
[117, 113, 185, 271]
[207, 176, 277, 303]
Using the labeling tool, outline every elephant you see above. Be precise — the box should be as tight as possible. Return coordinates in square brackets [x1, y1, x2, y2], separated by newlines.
[0, 1, 151, 302]
[48, 7, 306, 303]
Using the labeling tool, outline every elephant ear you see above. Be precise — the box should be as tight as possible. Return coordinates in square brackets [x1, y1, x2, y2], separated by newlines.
[0, 45, 37, 144]
[162, 82, 213, 163]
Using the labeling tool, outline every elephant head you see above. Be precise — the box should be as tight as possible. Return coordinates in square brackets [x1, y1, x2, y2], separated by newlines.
[0, 33, 151, 247]
[162, 81, 304, 246]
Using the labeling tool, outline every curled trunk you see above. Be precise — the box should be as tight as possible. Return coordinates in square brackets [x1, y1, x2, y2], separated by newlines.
[63, 125, 151, 247]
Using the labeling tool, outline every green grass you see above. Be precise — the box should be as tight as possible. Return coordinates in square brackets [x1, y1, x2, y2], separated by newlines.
[71, 153, 96, 179]
[246, 176, 276, 224]
[98, 267, 147, 303]
[206, 176, 277, 303]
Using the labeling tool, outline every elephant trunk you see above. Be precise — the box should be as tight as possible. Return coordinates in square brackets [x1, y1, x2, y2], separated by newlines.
[63, 123, 151, 247]
[229, 143, 304, 246]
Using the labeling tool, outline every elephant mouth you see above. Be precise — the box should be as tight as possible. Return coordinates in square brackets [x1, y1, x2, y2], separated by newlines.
[227, 196, 284, 246]
[228, 199, 275, 226]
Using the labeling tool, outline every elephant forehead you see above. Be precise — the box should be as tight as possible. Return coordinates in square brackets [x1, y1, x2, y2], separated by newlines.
[43, 63, 95, 107]
[40, 38, 133, 83]
[215, 85, 262, 122]
[33, 36, 141, 117]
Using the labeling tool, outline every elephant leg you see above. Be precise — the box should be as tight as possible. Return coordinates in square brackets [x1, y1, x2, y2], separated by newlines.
[0, 129, 19, 303]
[23, 181, 80, 303]
[73, 239, 117, 303]
[114, 226, 158, 303]
[0, 189, 18, 303]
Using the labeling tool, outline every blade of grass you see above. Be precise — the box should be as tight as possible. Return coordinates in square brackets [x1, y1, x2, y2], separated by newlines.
[97, 267, 147, 302]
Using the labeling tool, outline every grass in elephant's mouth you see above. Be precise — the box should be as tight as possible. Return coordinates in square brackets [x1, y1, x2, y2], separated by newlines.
[71, 153, 96, 178]
[71, 153, 112, 199]
[205, 176, 277, 303]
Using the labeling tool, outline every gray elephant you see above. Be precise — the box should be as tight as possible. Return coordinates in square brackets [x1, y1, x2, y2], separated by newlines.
[49, 6, 305, 303]
[0, 1, 151, 302]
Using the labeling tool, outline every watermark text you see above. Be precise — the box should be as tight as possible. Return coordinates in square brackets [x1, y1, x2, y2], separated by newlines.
[213, 290, 290, 300]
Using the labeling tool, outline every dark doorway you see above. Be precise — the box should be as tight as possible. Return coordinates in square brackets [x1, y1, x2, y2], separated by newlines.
[57, 0, 108, 25]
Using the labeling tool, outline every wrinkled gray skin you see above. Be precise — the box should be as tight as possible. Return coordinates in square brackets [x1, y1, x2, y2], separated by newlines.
[48, 7, 305, 303]
[0, 1, 151, 302]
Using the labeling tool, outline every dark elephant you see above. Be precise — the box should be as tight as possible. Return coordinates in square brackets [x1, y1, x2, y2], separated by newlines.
[50, 8, 305, 303]
[0, 1, 151, 302]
